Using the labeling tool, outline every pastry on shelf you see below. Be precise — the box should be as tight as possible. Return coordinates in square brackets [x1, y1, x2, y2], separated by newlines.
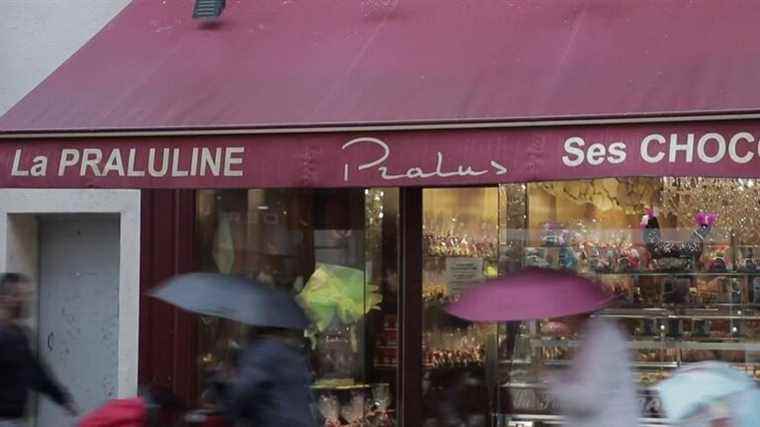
[423, 231, 497, 258]
[705, 246, 731, 273]
[638, 282, 662, 306]
[737, 247, 760, 273]
[524, 248, 551, 268]
[636, 349, 661, 363]
[638, 371, 670, 386]
[541, 320, 573, 338]
[697, 278, 723, 305]
[743, 320, 760, 338]
[716, 351, 746, 363]
[750, 277, 760, 304]
[618, 247, 642, 272]
[422, 283, 448, 304]
[540, 223, 563, 247]
[560, 229, 581, 247]
[691, 319, 712, 338]
[558, 246, 579, 270]
[709, 319, 732, 338]
[663, 277, 693, 305]
[681, 350, 718, 363]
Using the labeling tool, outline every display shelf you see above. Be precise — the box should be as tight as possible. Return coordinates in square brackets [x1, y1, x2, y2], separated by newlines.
[375, 345, 398, 350]
[520, 263, 760, 279]
[582, 271, 760, 277]
[529, 337, 760, 352]
[590, 306, 760, 317]
[424, 363, 484, 370]
[498, 414, 667, 427]
[499, 381, 665, 392]
[424, 255, 498, 260]
[595, 306, 760, 320]
[606, 304, 760, 310]
[597, 312, 760, 320]
[500, 360, 680, 369]
[311, 383, 372, 391]
[374, 364, 398, 369]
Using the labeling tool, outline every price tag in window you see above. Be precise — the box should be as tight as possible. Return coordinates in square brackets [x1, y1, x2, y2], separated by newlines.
[445, 257, 484, 295]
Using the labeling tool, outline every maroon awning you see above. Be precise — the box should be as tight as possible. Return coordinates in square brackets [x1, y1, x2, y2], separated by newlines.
[4, 0, 760, 189]
[2, 0, 760, 133]
[5, 122, 760, 188]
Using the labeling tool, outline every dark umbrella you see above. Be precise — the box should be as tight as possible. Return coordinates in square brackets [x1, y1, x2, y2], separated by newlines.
[149, 273, 310, 330]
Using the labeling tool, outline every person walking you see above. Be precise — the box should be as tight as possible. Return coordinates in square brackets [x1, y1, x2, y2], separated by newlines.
[149, 272, 315, 426]
[222, 327, 315, 427]
[0, 273, 78, 426]
[446, 268, 639, 427]
[546, 313, 638, 427]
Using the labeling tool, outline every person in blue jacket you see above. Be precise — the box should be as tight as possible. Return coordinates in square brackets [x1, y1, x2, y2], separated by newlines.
[224, 327, 315, 427]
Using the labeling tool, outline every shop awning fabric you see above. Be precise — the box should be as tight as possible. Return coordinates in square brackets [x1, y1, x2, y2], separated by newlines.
[3, 0, 760, 189]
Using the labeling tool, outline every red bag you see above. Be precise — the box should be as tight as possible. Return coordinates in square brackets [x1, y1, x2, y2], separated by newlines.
[78, 398, 147, 427]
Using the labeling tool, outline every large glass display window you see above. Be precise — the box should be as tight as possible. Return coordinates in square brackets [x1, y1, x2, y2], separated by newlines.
[196, 188, 400, 426]
[419, 178, 760, 426]
[193, 177, 760, 427]
[498, 178, 760, 425]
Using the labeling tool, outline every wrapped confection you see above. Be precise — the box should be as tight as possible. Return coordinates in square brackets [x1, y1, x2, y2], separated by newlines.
[697, 278, 723, 305]
[541, 223, 563, 247]
[641, 210, 718, 260]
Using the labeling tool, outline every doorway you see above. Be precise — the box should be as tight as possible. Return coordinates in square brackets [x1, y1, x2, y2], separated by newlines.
[36, 215, 120, 427]
[420, 187, 499, 427]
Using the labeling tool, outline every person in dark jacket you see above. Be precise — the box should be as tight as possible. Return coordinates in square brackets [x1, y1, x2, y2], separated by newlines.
[224, 327, 315, 427]
[0, 273, 77, 426]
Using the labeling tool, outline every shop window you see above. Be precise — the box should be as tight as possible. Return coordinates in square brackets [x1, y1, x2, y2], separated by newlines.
[421, 187, 499, 426]
[498, 177, 760, 425]
[192, 178, 760, 425]
[196, 188, 399, 426]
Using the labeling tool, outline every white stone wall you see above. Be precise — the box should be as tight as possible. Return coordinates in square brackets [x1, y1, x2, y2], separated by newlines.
[0, 0, 130, 115]
[0, 189, 141, 397]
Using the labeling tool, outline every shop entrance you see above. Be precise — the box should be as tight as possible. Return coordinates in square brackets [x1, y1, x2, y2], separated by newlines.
[37, 215, 120, 427]
[420, 187, 499, 426]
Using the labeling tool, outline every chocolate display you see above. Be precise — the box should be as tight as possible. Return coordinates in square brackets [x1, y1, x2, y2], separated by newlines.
[751, 278, 760, 304]
[423, 231, 497, 258]
[641, 209, 718, 261]
[472, 184, 760, 424]
[737, 247, 760, 273]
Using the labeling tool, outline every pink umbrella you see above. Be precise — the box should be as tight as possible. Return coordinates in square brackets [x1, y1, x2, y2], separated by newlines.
[446, 268, 614, 322]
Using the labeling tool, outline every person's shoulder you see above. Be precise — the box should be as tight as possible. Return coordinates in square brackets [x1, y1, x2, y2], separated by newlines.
[0, 324, 27, 340]
[0, 324, 29, 350]
[244, 338, 295, 359]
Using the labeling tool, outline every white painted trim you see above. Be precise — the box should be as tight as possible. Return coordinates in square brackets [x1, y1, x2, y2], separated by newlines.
[2, 112, 760, 139]
[0, 189, 141, 398]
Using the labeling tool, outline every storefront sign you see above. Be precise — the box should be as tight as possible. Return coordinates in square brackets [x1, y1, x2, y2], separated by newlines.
[4, 121, 760, 188]
[444, 257, 484, 295]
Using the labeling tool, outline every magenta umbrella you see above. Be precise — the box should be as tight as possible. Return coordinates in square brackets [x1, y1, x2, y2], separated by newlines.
[446, 268, 614, 322]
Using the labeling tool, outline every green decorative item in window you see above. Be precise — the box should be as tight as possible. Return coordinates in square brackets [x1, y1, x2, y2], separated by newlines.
[298, 263, 383, 332]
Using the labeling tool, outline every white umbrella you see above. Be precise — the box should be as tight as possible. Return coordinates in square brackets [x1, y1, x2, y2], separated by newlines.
[658, 362, 760, 427]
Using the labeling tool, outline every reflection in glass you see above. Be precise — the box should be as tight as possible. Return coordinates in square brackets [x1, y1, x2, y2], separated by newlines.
[422, 187, 498, 427]
[196, 188, 399, 426]
[497, 178, 760, 425]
